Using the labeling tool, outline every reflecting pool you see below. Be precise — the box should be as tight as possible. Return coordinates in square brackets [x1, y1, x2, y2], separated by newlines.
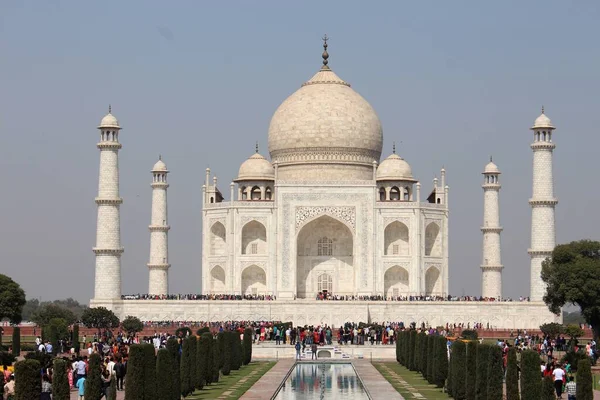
[274, 363, 369, 399]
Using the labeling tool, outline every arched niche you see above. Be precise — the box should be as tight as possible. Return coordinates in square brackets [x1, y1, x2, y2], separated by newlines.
[425, 222, 441, 257]
[241, 265, 266, 295]
[384, 221, 409, 256]
[210, 265, 226, 293]
[241, 220, 267, 255]
[384, 265, 409, 298]
[210, 222, 226, 256]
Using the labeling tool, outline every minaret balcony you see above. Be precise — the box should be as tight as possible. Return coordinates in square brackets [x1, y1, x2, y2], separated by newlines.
[527, 248, 554, 255]
[528, 198, 558, 206]
[147, 263, 171, 270]
[97, 142, 122, 150]
[151, 182, 169, 189]
[480, 226, 503, 233]
[482, 183, 501, 190]
[93, 247, 124, 255]
[95, 197, 123, 205]
[530, 142, 556, 150]
[149, 225, 170, 232]
[480, 264, 503, 271]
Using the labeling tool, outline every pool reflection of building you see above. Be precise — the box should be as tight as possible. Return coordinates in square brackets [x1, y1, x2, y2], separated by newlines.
[275, 363, 368, 399]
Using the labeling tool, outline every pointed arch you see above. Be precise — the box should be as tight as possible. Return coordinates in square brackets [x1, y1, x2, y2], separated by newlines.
[241, 220, 267, 255]
[250, 186, 261, 200]
[265, 187, 272, 200]
[210, 265, 225, 293]
[425, 222, 441, 257]
[384, 221, 409, 255]
[425, 266, 440, 296]
[241, 265, 266, 295]
[384, 265, 409, 298]
[390, 186, 400, 201]
[210, 222, 226, 256]
[379, 187, 386, 201]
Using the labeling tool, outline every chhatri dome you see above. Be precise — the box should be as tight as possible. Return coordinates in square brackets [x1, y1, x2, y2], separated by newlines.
[532, 106, 554, 129]
[236, 144, 275, 181]
[376, 143, 416, 181]
[484, 158, 500, 174]
[268, 36, 383, 181]
[152, 156, 168, 172]
[99, 105, 120, 129]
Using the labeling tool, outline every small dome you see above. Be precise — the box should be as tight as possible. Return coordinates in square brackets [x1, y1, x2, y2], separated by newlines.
[532, 111, 554, 129]
[484, 161, 500, 174]
[236, 153, 274, 181]
[376, 153, 415, 181]
[99, 112, 120, 129]
[152, 158, 168, 172]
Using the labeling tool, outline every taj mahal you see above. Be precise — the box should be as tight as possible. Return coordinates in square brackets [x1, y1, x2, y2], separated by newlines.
[90, 39, 561, 328]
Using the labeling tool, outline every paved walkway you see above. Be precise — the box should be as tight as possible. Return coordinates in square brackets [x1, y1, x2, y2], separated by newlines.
[354, 361, 404, 399]
[239, 359, 295, 399]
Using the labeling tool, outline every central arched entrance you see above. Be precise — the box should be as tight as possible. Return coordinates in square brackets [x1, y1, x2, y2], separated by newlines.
[296, 215, 354, 299]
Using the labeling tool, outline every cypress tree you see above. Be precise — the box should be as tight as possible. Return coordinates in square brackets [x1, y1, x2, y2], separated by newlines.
[166, 338, 181, 400]
[541, 376, 555, 400]
[505, 347, 520, 400]
[11, 327, 20, 356]
[188, 335, 198, 393]
[243, 328, 253, 365]
[475, 344, 490, 400]
[212, 336, 220, 383]
[408, 330, 416, 370]
[465, 341, 477, 400]
[420, 332, 428, 378]
[180, 337, 192, 398]
[52, 358, 71, 400]
[396, 332, 401, 363]
[426, 335, 434, 384]
[202, 333, 214, 384]
[222, 332, 232, 375]
[231, 331, 242, 370]
[434, 335, 448, 388]
[73, 325, 80, 354]
[520, 350, 541, 400]
[196, 334, 208, 390]
[14, 359, 41, 400]
[447, 345, 454, 397]
[107, 377, 117, 400]
[403, 331, 410, 367]
[576, 358, 593, 400]
[452, 340, 466, 400]
[486, 345, 503, 400]
[156, 348, 175, 400]
[85, 353, 103, 400]
[143, 343, 156, 400]
[125, 344, 145, 400]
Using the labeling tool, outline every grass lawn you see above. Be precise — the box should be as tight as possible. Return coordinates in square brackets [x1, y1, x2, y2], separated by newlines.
[373, 362, 451, 400]
[187, 361, 275, 399]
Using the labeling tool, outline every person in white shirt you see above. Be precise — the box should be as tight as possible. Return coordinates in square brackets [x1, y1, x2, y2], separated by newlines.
[552, 365, 565, 398]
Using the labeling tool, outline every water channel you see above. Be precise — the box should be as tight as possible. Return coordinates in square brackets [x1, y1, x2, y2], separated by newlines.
[274, 362, 370, 399]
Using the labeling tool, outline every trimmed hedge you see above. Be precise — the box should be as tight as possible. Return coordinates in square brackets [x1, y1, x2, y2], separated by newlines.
[188, 335, 198, 392]
[408, 330, 417, 371]
[52, 358, 71, 400]
[243, 328, 253, 365]
[73, 325, 80, 353]
[220, 332, 231, 376]
[85, 353, 103, 400]
[426, 335, 434, 384]
[166, 338, 181, 400]
[180, 337, 193, 397]
[107, 377, 117, 400]
[14, 359, 41, 400]
[143, 343, 156, 399]
[212, 335, 220, 383]
[505, 347, 520, 400]
[434, 335, 448, 388]
[419, 332, 428, 377]
[452, 340, 466, 400]
[475, 344, 490, 400]
[196, 333, 208, 390]
[231, 331, 242, 371]
[486, 345, 504, 400]
[577, 358, 593, 400]
[520, 350, 541, 400]
[156, 348, 175, 400]
[465, 341, 477, 400]
[11, 327, 20, 356]
[542, 376, 555, 400]
[396, 332, 401, 363]
[124, 344, 146, 400]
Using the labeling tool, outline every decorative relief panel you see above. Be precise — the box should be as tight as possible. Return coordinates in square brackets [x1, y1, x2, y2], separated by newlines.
[383, 262, 410, 272]
[425, 263, 442, 271]
[209, 218, 226, 228]
[240, 261, 266, 272]
[240, 216, 267, 227]
[281, 193, 371, 289]
[295, 206, 356, 233]
[382, 217, 411, 228]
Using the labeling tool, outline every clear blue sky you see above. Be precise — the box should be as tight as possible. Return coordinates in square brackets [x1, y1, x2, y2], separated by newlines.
[1, 1, 599, 303]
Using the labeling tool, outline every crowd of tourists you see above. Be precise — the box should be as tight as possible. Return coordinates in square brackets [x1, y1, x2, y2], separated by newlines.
[121, 293, 276, 300]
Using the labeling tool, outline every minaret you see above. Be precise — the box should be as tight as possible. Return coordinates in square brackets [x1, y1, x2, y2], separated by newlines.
[148, 156, 170, 295]
[93, 106, 123, 299]
[481, 157, 503, 298]
[529, 107, 557, 301]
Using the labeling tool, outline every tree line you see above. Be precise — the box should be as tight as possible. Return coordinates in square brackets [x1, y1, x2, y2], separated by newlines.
[396, 330, 594, 400]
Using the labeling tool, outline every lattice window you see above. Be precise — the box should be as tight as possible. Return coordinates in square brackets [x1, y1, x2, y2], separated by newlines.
[251, 243, 258, 254]
[317, 237, 333, 256]
[318, 274, 332, 292]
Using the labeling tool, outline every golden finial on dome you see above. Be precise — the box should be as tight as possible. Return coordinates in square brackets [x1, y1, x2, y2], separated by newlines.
[321, 34, 330, 70]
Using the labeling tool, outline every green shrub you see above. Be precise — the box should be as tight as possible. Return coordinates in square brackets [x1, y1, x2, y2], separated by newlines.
[125, 345, 146, 400]
[196, 327, 210, 335]
[475, 344, 490, 400]
[52, 358, 71, 400]
[408, 330, 417, 371]
[202, 333, 214, 385]
[212, 336, 220, 383]
[419, 332, 427, 377]
[505, 347, 520, 400]
[486, 345, 503, 400]
[176, 327, 192, 338]
[188, 335, 198, 393]
[222, 332, 232, 376]
[166, 338, 181, 400]
[576, 358, 593, 400]
[231, 331, 242, 371]
[14, 359, 41, 400]
[541, 376, 555, 400]
[243, 328, 253, 365]
[396, 332, 400, 363]
[426, 335, 434, 384]
[520, 350, 541, 400]
[465, 341, 477, 400]
[196, 334, 207, 390]
[561, 350, 588, 371]
[156, 348, 175, 400]
[460, 329, 478, 340]
[452, 340, 466, 400]
[11, 327, 20, 356]
[107, 376, 117, 400]
[143, 343, 156, 399]
[23, 351, 52, 368]
[73, 325, 80, 353]
[84, 353, 103, 400]
[180, 338, 193, 397]
[434, 335, 448, 388]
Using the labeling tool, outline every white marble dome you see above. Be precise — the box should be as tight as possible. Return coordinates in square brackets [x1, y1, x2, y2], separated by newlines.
[99, 112, 120, 129]
[152, 158, 168, 172]
[236, 152, 274, 181]
[267, 63, 383, 181]
[532, 111, 554, 129]
[377, 153, 415, 181]
[484, 161, 500, 174]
